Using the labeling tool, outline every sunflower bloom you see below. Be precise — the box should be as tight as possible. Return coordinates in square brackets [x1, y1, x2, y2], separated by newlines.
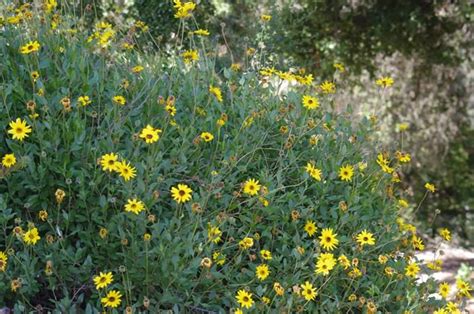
[260, 249, 272, 260]
[356, 230, 376, 247]
[170, 184, 193, 203]
[235, 289, 254, 309]
[101, 290, 122, 308]
[339, 165, 354, 182]
[209, 85, 223, 102]
[302, 95, 319, 110]
[438, 282, 450, 299]
[315, 252, 336, 276]
[256, 264, 270, 281]
[405, 262, 420, 278]
[319, 228, 339, 251]
[93, 272, 113, 290]
[124, 198, 145, 214]
[376, 76, 394, 88]
[439, 228, 451, 241]
[139, 125, 162, 144]
[243, 179, 261, 196]
[8, 118, 32, 141]
[100, 153, 118, 172]
[0, 251, 8, 272]
[20, 40, 41, 54]
[23, 227, 40, 245]
[300, 281, 317, 301]
[115, 160, 136, 181]
[305, 163, 322, 181]
[304, 220, 317, 237]
[200, 132, 214, 142]
[2, 153, 16, 168]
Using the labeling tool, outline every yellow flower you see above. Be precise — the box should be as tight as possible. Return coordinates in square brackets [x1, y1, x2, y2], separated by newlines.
[405, 262, 420, 278]
[425, 182, 436, 193]
[256, 264, 270, 281]
[170, 183, 193, 203]
[376, 76, 394, 88]
[302, 95, 319, 110]
[320, 81, 336, 94]
[173, 0, 196, 19]
[193, 29, 210, 36]
[376, 153, 394, 174]
[200, 132, 214, 142]
[384, 266, 395, 276]
[181, 49, 199, 63]
[124, 198, 145, 215]
[333, 63, 345, 72]
[100, 153, 118, 172]
[427, 259, 442, 271]
[20, 40, 40, 54]
[235, 289, 254, 309]
[115, 160, 136, 181]
[143, 233, 151, 241]
[0, 251, 8, 272]
[439, 228, 451, 241]
[112, 95, 126, 105]
[395, 151, 411, 163]
[243, 178, 261, 196]
[338, 164, 354, 182]
[139, 125, 162, 144]
[305, 163, 322, 181]
[378, 255, 388, 264]
[438, 282, 450, 299]
[260, 249, 272, 260]
[10, 278, 21, 292]
[78, 95, 91, 106]
[446, 302, 460, 314]
[38, 210, 48, 221]
[212, 251, 226, 265]
[231, 63, 241, 71]
[23, 227, 40, 245]
[398, 199, 409, 208]
[315, 252, 336, 275]
[304, 220, 317, 237]
[208, 225, 222, 243]
[300, 281, 317, 301]
[93, 272, 113, 290]
[31, 71, 40, 81]
[319, 228, 339, 251]
[209, 85, 223, 102]
[2, 153, 16, 168]
[338, 254, 351, 269]
[239, 237, 254, 250]
[101, 290, 122, 308]
[411, 235, 425, 251]
[456, 279, 472, 298]
[397, 122, 409, 132]
[260, 14, 272, 22]
[8, 118, 32, 141]
[273, 282, 284, 296]
[132, 65, 144, 73]
[356, 230, 376, 247]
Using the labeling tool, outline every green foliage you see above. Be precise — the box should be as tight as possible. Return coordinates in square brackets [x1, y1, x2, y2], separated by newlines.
[0, 2, 466, 313]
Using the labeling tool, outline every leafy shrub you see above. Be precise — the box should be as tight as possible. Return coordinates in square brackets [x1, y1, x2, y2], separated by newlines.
[0, 2, 471, 313]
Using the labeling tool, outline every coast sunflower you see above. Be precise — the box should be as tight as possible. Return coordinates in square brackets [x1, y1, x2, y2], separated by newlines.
[171, 183, 193, 203]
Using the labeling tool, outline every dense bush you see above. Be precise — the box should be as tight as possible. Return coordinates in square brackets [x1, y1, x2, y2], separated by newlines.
[0, 1, 471, 313]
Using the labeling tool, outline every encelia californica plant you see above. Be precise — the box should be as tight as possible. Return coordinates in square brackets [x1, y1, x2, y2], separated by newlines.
[0, 1, 470, 313]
